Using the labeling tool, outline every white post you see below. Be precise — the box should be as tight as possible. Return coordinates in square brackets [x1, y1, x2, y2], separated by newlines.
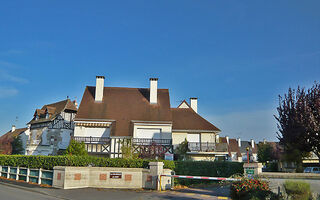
[7, 166, 10, 179]
[16, 167, 19, 180]
[26, 168, 30, 182]
[38, 168, 42, 184]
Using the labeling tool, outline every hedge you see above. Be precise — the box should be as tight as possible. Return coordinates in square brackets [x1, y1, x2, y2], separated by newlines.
[0, 155, 175, 170]
[174, 161, 243, 185]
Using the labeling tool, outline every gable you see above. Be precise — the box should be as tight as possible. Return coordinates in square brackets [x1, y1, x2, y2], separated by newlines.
[177, 100, 190, 108]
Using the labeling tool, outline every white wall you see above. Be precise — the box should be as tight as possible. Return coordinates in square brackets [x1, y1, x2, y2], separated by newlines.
[74, 126, 110, 138]
[133, 123, 172, 140]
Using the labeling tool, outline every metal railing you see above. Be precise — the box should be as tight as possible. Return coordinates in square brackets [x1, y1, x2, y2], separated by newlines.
[72, 136, 111, 144]
[132, 138, 172, 146]
[188, 142, 228, 152]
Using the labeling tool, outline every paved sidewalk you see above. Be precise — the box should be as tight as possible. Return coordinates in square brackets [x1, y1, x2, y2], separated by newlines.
[0, 179, 230, 200]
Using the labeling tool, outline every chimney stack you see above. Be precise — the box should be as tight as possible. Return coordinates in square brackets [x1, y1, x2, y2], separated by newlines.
[190, 98, 198, 113]
[226, 136, 229, 145]
[237, 138, 241, 147]
[263, 139, 266, 144]
[150, 78, 158, 104]
[215, 134, 220, 143]
[95, 76, 105, 102]
[251, 139, 255, 148]
[11, 125, 16, 132]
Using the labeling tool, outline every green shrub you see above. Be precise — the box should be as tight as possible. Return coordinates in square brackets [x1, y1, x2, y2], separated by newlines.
[174, 161, 243, 185]
[0, 155, 175, 170]
[284, 180, 311, 200]
[230, 178, 273, 200]
[64, 140, 88, 156]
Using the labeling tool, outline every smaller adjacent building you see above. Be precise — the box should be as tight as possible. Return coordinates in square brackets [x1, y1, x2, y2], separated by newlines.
[0, 125, 29, 154]
[25, 99, 77, 155]
[220, 136, 258, 163]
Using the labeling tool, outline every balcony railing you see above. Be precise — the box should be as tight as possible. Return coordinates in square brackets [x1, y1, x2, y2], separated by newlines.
[188, 142, 228, 152]
[72, 136, 111, 144]
[132, 138, 172, 146]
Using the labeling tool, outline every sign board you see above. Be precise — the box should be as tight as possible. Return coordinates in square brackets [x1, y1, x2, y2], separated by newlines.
[165, 153, 174, 161]
[110, 172, 122, 179]
[246, 169, 255, 175]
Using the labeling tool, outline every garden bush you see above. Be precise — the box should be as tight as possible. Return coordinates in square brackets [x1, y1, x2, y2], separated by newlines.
[174, 161, 243, 185]
[230, 178, 274, 200]
[284, 180, 311, 200]
[0, 155, 174, 170]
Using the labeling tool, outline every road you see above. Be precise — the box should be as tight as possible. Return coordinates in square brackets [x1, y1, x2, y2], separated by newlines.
[266, 178, 320, 194]
[0, 180, 230, 200]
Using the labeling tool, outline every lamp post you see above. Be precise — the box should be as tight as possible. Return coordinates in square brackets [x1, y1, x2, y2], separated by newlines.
[246, 147, 250, 164]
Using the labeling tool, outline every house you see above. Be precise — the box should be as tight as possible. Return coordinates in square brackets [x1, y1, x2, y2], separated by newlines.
[25, 99, 78, 155]
[171, 100, 226, 161]
[238, 138, 258, 162]
[73, 76, 224, 160]
[220, 136, 241, 162]
[219, 136, 258, 162]
[0, 125, 29, 154]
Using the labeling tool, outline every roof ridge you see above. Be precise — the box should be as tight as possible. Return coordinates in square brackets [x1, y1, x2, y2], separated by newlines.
[86, 86, 169, 90]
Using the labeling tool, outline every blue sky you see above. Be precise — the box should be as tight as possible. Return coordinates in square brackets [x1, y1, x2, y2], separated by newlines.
[0, 1, 319, 141]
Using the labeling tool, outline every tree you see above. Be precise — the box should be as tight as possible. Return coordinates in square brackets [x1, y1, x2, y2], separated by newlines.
[174, 139, 190, 160]
[275, 82, 320, 164]
[11, 136, 24, 154]
[120, 139, 139, 159]
[257, 143, 273, 163]
[64, 140, 88, 156]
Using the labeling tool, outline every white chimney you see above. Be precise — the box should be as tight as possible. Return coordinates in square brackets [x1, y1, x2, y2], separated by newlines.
[11, 125, 16, 132]
[95, 76, 105, 102]
[237, 138, 241, 147]
[263, 139, 266, 144]
[226, 136, 229, 145]
[215, 134, 220, 143]
[190, 98, 198, 113]
[150, 78, 158, 104]
[251, 139, 255, 148]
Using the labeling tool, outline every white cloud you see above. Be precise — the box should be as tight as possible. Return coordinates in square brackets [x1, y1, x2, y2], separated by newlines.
[0, 87, 18, 98]
[206, 109, 278, 142]
[0, 69, 29, 84]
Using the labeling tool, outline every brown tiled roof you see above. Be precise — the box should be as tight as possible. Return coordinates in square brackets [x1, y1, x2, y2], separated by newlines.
[75, 86, 172, 136]
[29, 99, 77, 124]
[171, 108, 220, 132]
[229, 138, 241, 157]
[0, 128, 27, 154]
[220, 137, 241, 157]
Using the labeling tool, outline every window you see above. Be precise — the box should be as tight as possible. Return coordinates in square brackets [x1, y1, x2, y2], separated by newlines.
[187, 134, 200, 143]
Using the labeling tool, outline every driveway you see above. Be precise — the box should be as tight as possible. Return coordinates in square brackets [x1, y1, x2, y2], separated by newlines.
[0, 179, 230, 200]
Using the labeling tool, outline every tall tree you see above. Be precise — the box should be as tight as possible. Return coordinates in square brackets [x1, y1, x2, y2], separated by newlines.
[11, 136, 24, 154]
[257, 143, 273, 163]
[275, 82, 320, 163]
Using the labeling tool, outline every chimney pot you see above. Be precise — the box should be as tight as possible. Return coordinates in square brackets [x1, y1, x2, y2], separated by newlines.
[226, 136, 229, 145]
[251, 139, 255, 148]
[150, 78, 158, 104]
[190, 98, 198, 113]
[95, 76, 105, 102]
[11, 125, 16, 132]
[237, 138, 241, 147]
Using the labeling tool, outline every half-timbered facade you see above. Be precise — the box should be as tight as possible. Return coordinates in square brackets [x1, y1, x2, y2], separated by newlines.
[25, 99, 77, 155]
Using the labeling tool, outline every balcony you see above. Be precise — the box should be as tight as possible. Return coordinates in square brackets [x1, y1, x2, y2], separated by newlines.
[132, 138, 172, 146]
[72, 136, 111, 144]
[188, 142, 228, 152]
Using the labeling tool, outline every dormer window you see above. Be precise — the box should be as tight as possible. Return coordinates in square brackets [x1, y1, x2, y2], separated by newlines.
[35, 115, 39, 120]
[46, 113, 49, 119]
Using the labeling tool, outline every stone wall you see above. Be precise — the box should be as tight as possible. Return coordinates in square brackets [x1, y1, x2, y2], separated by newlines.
[53, 162, 172, 190]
